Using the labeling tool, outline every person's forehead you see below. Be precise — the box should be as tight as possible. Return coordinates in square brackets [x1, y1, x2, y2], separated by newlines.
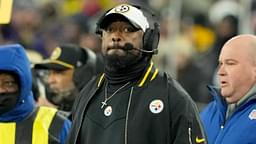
[103, 15, 136, 28]
[220, 40, 251, 60]
[107, 20, 133, 27]
[224, 35, 256, 49]
[49, 69, 74, 75]
[0, 73, 15, 80]
[228, 38, 251, 50]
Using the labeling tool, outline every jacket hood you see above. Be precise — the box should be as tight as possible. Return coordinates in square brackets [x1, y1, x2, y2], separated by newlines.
[0, 44, 35, 122]
[207, 85, 227, 111]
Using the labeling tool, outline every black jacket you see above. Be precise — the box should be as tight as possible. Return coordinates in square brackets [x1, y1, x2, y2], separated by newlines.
[67, 63, 207, 144]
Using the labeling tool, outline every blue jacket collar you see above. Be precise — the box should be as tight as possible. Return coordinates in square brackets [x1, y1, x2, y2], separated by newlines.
[207, 85, 227, 112]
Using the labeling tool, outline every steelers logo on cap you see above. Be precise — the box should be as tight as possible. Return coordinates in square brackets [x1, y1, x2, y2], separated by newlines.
[50, 47, 62, 60]
[149, 99, 164, 114]
[114, 5, 130, 13]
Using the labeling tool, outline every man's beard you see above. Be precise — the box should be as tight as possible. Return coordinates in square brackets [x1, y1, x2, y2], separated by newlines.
[46, 85, 76, 106]
[104, 45, 142, 72]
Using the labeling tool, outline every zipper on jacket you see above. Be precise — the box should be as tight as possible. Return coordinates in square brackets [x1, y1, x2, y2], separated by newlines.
[125, 87, 134, 144]
[188, 126, 192, 144]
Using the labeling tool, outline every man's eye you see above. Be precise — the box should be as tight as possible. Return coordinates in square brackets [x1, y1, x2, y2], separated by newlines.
[105, 27, 114, 33]
[226, 61, 237, 65]
[124, 27, 136, 32]
[226, 62, 236, 65]
[3, 81, 16, 87]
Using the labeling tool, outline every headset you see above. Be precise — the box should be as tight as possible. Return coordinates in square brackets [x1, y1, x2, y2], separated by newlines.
[95, 4, 160, 55]
[72, 47, 98, 91]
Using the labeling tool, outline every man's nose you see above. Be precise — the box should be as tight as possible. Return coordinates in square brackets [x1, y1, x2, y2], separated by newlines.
[47, 73, 56, 84]
[217, 65, 226, 76]
[111, 31, 122, 42]
[112, 36, 121, 42]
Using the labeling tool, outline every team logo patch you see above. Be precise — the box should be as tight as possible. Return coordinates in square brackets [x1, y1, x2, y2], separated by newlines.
[149, 99, 164, 114]
[104, 106, 112, 117]
[249, 109, 256, 120]
[114, 5, 130, 13]
[50, 47, 61, 60]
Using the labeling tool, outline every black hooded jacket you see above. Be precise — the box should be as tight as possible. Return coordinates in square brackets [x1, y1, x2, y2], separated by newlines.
[67, 63, 207, 144]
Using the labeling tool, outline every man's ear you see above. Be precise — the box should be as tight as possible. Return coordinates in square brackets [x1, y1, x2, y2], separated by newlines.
[0, 0, 13, 24]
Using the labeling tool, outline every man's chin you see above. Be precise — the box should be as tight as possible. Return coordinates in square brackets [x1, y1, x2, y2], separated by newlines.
[104, 53, 139, 71]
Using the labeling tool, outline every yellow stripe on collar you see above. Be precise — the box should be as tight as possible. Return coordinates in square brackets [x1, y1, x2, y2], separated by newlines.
[97, 73, 105, 87]
[97, 62, 157, 88]
[150, 68, 158, 81]
[138, 62, 153, 87]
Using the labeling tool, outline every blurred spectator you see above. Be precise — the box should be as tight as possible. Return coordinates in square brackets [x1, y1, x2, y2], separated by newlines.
[60, 13, 90, 44]
[191, 13, 215, 54]
[153, 16, 177, 78]
[211, 15, 239, 64]
[196, 14, 239, 89]
[175, 35, 210, 109]
[204, 0, 240, 78]
[251, 0, 256, 34]
[208, 0, 240, 27]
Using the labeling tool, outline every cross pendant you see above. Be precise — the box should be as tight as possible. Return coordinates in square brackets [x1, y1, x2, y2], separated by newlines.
[101, 101, 107, 109]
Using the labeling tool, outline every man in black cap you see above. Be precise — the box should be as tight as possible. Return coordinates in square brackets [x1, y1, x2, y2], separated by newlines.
[34, 44, 102, 113]
[67, 3, 207, 144]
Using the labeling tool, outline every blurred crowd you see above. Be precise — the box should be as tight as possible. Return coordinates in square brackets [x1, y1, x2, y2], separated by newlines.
[0, 0, 255, 110]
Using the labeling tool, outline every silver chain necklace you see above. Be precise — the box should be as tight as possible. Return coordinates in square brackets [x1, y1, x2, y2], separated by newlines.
[101, 82, 130, 109]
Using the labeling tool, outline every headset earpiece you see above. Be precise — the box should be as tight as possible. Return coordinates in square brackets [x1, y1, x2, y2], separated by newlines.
[133, 5, 160, 55]
[152, 23, 160, 54]
[143, 21, 160, 55]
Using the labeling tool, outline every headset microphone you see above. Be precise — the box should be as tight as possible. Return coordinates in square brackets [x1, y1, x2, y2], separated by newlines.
[124, 43, 158, 54]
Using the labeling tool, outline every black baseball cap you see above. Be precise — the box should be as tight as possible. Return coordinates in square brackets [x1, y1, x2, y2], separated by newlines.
[34, 44, 87, 70]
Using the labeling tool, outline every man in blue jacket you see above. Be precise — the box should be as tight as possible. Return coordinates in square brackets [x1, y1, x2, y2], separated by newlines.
[0, 44, 71, 144]
[200, 34, 256, 144]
